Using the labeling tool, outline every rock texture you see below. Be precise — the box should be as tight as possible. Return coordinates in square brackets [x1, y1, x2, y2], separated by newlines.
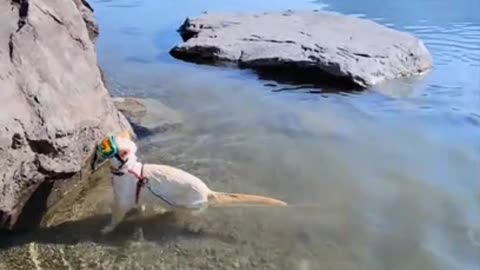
[0, 0, 131, 230]
[170, 11, 433, 88]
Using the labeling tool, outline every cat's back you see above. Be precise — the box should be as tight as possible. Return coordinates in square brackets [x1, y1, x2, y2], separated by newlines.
[143, 164, 211, 207]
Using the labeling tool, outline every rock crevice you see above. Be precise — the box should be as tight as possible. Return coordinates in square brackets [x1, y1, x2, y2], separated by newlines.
[11, 0, 29, 31]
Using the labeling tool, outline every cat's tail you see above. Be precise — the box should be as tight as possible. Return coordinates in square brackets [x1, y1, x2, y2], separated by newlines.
[208, 191, 287, 207]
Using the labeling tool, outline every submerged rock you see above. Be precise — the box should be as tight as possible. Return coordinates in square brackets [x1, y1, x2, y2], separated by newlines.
[113, 97, 182, 139]
[113, 97, 147, 125]
[0, 0, 131, 230]
[170, 10, 432, 88]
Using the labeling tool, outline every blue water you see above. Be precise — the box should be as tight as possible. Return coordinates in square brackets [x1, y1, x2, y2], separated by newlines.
[91, 0, 480, 269]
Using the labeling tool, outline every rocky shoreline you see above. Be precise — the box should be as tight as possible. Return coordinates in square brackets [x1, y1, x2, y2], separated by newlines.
[0, 0, 131, 231]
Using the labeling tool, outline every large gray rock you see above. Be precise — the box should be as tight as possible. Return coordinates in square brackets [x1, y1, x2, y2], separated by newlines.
[0, 0, 131, 230]
[170, 11, 432, 88]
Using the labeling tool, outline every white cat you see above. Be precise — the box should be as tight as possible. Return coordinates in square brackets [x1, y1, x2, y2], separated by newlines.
[92, 131, 287, 234]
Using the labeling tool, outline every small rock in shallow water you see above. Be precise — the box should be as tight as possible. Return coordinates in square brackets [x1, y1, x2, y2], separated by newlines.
[113, 97, 182, 139]
[113, 97, 147, 124]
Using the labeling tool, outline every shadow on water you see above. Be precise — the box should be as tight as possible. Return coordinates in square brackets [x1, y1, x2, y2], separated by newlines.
[250, 65, 363, 93]
[169, 51, 364, 93]
[0, 211, 236, 250]
[129, 121, 181, 140]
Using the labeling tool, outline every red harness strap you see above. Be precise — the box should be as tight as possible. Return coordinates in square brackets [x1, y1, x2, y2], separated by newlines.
[127, 164, 147, 204]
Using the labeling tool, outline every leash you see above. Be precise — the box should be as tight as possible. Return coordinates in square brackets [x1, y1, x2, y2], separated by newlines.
[126, 164, 147, 205]
[145, 184, 179, 208]
[111, 163, 180, 207]
[111, 164, 147, 205]
[126, 164, 180, 207]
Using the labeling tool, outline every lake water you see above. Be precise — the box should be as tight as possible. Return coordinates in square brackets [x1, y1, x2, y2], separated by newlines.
[2, 0, 480, 269]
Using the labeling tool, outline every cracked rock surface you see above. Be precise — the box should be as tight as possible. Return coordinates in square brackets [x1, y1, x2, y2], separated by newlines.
[170, 10, 433, 88]
[0, 0, 131, 230]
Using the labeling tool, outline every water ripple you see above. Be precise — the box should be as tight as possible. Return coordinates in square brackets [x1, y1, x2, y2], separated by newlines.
[406, 23, 480, 66]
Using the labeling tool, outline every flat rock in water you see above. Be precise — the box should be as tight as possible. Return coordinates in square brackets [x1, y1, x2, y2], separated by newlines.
[170, 11, 432, 88]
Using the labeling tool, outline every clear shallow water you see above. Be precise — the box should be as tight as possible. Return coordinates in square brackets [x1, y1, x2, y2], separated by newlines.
[5, 0, 479, 269]
[93, 0, 480, 269]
